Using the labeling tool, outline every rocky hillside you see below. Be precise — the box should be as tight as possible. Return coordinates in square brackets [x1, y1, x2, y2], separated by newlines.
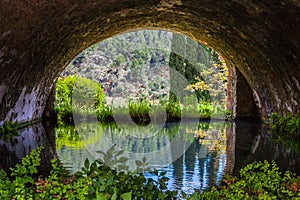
[60, 30, 226, 106]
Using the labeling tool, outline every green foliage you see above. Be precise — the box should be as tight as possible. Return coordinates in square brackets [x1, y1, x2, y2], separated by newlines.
[0, 145, 177, 200]
[188, 160, 300, 199]
[270, 113, 300, 152]
[165, 97, 181, 121]
[55, 75, 105, 121]
[0, 121, 19, 141]
[33, 158, 90, 200]
[75, 144, 178, 200]
[0, 147, 42, 199]
[270, 113, 300, 136]
[55, 75, 76, 118]
[0, 146, 90, 199]
[170, 33, 228, 104]
[128, 100, 150, 124]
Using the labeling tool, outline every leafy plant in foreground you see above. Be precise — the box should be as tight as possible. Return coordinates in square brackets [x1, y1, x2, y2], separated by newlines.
[75, 144, 177, 200]
[0, 147, 90, 200]
[188, 160, 300, 199]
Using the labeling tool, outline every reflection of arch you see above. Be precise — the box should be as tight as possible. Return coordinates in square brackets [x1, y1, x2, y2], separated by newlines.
[0, 1, 299, 124]
[0, 123, 54, 175]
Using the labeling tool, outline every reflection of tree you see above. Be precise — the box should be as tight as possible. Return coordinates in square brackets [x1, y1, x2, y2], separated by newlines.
[56, 121, 229, 190]
[55, 124, 103, 150]
[185, 141, 196, 172]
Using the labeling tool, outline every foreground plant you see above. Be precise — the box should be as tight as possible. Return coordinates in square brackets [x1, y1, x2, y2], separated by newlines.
[0, 145, 177, 200]
[0, 147, 90, 200]
[75, 144, 177, 199]
[188, 160, 300, 199]
[2, 145, 298, 199]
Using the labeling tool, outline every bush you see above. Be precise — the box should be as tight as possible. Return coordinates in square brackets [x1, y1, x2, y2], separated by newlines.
[270, 113, 300, 136]
[0, 145, 178, 200]
[189, 160, 300, 199]
[55, 75, 105, 121]
[270, 113, 300, 152]
[0, 121, 18, 141]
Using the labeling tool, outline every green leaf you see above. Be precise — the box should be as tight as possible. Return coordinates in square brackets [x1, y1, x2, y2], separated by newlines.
[118, 157, 129, 163]
[111, 190, 118, 200]
[96, 192, 107, 200]
[121, 192, 132, 200]
[84, 158, 90, 169]
[135, 160, 143, 167]
[115, 150, 125, 157]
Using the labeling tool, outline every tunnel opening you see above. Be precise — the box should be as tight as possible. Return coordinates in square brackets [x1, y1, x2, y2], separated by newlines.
[1, 1, 300, 197]
[44, 29, 260, 124]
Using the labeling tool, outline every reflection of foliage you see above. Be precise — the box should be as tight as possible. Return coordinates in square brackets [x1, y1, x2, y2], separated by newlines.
[185, 121, 228, 153]
[55, 124, 103, 150]
[270, 113, 300, 152]
[0, 121, 19, 141]
[189, 161, 300, 199]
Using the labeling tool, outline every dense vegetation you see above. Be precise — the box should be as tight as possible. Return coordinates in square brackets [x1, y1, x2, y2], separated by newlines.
[55, 75, 105, 122]
[189, 160, 300, 199]
[0, 121, 18, 141]
[0, 146, 177, 200]
[270, 113, 300, 152]
[56, 30, 229, 123]
[55, 74, 229, 124]
[55, 75, 229, 124]
[1, 147, 299, 199]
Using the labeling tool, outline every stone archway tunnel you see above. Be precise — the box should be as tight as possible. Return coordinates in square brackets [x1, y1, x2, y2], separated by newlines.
[0, 0, 299, 125]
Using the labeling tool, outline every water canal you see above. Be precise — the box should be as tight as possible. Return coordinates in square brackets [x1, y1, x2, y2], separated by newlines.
[2, 120, 300, 195]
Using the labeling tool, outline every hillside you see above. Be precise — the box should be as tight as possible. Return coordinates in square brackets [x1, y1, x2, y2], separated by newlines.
[60, 30, 227, 106]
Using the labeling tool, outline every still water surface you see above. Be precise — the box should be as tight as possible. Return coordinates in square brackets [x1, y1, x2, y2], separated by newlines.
[1, 120, 300, 195]
[55, 120, 300, 195]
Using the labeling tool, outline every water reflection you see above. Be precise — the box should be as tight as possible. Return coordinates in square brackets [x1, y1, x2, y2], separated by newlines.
[54, 120, 300, 194]
[55, 120, 228, 194]
[0, 123, 54, 176]
[1, 120, 300, 194]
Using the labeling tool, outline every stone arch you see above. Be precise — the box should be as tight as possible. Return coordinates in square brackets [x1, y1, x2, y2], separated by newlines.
[0, 0, 299, 124]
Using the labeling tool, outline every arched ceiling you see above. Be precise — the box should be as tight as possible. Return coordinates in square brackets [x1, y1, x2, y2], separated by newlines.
[0, 0, 299, 124]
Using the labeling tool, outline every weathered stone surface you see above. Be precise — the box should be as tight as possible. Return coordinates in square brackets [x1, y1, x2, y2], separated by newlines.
[0, 0, 299, 123]
[226, 62, 259, 119]
[0, 123, 54, 174]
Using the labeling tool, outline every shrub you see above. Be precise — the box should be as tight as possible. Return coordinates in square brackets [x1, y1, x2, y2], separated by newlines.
[270, 113, 300, 152]
[270, 113, 300, 136]
[55, 75, 105, 121]
[0, 145, 178, 200]
[0, 121, 19, 141]
[188, 160, 300, 199]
